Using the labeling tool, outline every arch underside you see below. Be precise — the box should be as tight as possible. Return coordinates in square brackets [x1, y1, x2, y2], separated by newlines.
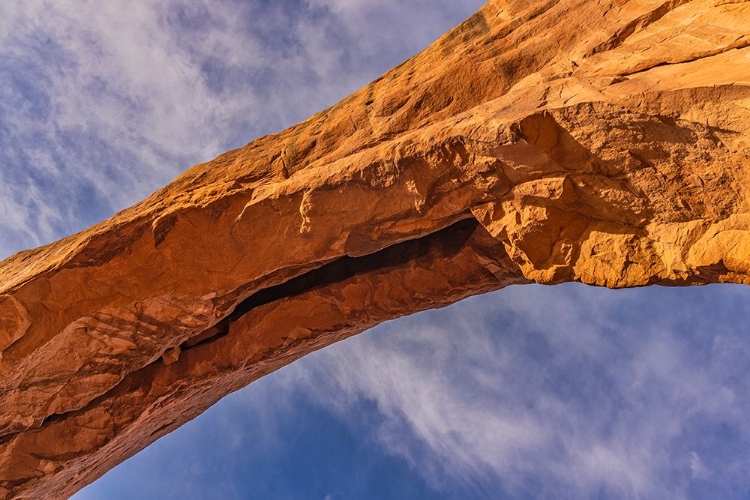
[1, 0, 750, 497]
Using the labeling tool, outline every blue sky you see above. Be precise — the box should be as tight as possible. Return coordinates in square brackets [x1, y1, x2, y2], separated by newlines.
[2, 1, 750, 499]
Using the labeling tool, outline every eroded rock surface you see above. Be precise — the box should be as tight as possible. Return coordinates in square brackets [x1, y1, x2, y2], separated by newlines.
[1, 0, 749, 497]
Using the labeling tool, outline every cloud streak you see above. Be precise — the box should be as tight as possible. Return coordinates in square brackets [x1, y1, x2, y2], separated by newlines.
[283, 284, 750, 499]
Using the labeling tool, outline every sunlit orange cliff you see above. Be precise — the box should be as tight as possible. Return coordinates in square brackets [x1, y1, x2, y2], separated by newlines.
[1, 0, 749, 497]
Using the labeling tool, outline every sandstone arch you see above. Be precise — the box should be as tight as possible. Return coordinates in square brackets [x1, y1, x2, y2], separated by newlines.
[1, 0, 749, 497]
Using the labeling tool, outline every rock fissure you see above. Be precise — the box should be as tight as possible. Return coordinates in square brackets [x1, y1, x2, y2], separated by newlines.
[587, 0, 693, 57]
[617, 42, 750, 77]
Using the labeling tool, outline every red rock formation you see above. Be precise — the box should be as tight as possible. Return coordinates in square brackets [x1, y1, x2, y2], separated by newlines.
[1, 0, 749, 497]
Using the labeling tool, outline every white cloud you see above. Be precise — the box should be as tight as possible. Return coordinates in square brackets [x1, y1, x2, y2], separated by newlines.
[282, 284, 750, 499]
[690, 451, 710, 480]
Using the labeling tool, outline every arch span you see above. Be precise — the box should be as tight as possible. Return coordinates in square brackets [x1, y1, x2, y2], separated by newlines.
[1, 0, 750, 497]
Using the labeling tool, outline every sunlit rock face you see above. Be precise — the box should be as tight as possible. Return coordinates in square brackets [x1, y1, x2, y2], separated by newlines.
[1, 0, 749, 498]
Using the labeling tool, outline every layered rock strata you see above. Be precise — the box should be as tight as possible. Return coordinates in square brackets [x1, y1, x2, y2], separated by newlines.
[1, 0, 749, 497]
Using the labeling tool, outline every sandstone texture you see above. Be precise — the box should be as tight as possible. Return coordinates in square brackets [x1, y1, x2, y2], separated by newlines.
[1, 0, 749, 497]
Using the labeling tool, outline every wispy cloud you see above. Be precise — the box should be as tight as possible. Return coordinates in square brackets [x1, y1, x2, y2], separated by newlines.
[283, 284, 750, 499]
[690, 452, 710, 480]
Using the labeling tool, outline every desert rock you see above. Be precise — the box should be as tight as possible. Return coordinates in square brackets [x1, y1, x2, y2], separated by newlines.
[1, 0, 749, 498]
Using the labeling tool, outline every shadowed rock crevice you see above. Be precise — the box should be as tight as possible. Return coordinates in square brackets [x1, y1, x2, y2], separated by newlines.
[177, 215, 481, 353]
[215, 216, 479, 330]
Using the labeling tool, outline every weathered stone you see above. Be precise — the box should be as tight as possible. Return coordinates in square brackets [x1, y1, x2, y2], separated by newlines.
[1, 0, 749, 497]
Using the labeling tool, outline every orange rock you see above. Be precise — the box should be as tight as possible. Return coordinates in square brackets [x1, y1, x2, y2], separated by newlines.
[1, 0, 749, 497]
